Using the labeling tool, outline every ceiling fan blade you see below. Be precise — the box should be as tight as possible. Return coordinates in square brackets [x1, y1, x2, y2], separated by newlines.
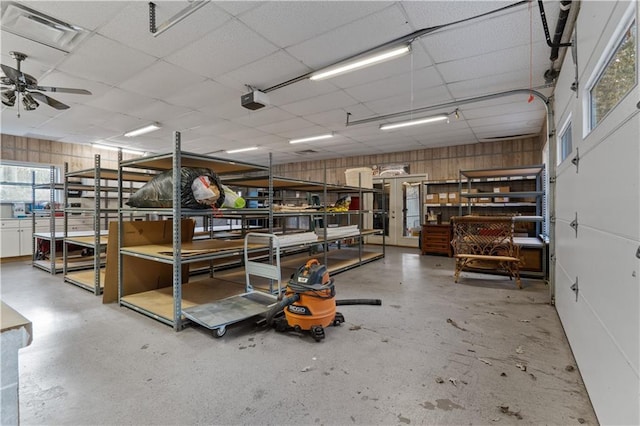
[29, 91, 70, 110]
[1, 64, 38, 86]
[1, 64, 21, 82]
[32, 85, 91, 95]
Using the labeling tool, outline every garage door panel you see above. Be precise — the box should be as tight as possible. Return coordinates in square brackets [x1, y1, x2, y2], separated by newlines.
[571, 228, 640, 369]
[555, 164, 580, 221]
[575, 120, 640, 239]
[556, 220, 581, 276]
[556, 273, 640, 425]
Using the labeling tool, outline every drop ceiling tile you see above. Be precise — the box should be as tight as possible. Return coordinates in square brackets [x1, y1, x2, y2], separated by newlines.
[134, 100, 191, 123]
[401, 1, 511, 30]
[119, 60, 207, 99]
[461, 101, 545, 120]
[57, 34, 157, 86]
[279, 90, 359, 116]
[421, 5, 546, 63]
[256, 117, 317, 135]
[163, 111, 216, 132]
[446, 63, 548, 99]
[164, 19, 279, 79]
[239, 2, 393, 48]
[164, 80, 239, 110]
[437, 41, 549, 84]
[217, 51, 312, 91]
[232, 107, 296, 128]
[218, 127, 269, 141]
[98, 2, 232, 58]
[1, 108, 56, 133]
[189, 119, 242, 137]
[345, 66, 444, 103]
[86, 87, 156, 116]
[285, 4, 412, 69]
[360, 85, 453, 116]
[216, 2, 262, 17]
[267, 79, 340, 106]
[92, 113, 148, 134]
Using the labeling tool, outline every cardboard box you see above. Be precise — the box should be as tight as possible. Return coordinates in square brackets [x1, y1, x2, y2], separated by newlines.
[425, 193, 438, 204]
[478, 195, 492, 203]
[438, 192, 448, 204]
[493, 186, 510, 203]
[448, 192, 459, 204]
[461, 188, 478, 203]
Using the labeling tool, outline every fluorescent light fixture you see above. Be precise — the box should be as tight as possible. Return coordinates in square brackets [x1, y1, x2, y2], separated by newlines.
[225, 147, 259, 154]
[92, 143, 145, 155]
[289, 133, 334, 144]
[124, 122, 161, 137]
[310, 44, 411, 81]
[379, 114, 449, 131]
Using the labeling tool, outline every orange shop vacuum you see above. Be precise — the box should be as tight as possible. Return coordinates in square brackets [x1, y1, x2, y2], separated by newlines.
[266, 259, 381, 342]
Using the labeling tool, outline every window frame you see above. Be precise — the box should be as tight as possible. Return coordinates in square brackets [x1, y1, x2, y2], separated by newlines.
[557, 115, 573, 165]
[0, 160, 61, 205]
[583, 2, 637, 137]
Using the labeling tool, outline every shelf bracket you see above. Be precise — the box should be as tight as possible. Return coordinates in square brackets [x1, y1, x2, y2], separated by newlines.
[570, 277, 579, 302]
[571, 148, 580, 173]
[550, 215, 556, 224]
[569, 212, 578, 238]
[550, 253, 556, 264]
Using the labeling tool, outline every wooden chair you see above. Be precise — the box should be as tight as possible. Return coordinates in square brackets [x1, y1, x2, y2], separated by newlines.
[450, 216, 522, 288]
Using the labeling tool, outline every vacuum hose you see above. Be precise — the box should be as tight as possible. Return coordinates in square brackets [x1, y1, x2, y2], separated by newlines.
[265, 293, 300, 326]
[336, 299, 382, 306]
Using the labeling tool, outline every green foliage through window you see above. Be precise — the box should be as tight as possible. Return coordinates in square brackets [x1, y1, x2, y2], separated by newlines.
[590, 19, 637, 129]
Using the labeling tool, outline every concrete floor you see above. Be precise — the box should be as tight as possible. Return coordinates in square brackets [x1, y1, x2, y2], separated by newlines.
[1, 247, 597, 425]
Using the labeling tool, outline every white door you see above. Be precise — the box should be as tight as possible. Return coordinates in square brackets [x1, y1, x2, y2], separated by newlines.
[370, 176, 424, 247]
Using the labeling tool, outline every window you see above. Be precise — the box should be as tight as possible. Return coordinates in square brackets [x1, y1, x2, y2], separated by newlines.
[589, 15, 637, 130]
[558, 118, 573, 164]
[0, 162, 60, 207]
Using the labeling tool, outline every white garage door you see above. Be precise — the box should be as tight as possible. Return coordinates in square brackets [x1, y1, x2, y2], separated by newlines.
[553, 1, 639, 424]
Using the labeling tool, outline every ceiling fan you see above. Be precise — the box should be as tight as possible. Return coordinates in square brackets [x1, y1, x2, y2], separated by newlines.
[1, 51, 91, 117]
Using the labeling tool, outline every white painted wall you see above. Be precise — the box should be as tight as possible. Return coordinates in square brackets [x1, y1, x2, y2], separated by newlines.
[553, 1, 640, 424]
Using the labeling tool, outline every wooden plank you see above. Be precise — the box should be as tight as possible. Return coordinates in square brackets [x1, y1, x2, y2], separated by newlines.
[121, 279, 247, 321]
[65, 269, 106, 289]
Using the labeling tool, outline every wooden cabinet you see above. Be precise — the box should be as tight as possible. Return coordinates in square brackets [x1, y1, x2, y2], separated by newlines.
[421, 224, 452, 257]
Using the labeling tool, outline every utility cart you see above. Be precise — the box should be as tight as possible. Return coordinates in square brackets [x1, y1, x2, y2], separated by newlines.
[182, 233, 282, 337]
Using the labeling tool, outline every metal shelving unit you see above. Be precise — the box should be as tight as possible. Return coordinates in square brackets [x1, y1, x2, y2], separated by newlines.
[63, 154, 153, 294]
[114, 132, 386, 331]
[457, 165, 547, 279]
[31, 165, 64, 274]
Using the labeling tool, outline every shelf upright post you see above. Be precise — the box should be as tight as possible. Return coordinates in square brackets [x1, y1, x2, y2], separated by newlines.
[322, 160, 328, 267]
[117, 149, 124, 306]
[49, 165, 56, 274]
[268, 152, 274, 293]
[62, 163, 68, 277]
[358, 174, 363, 263]
[172, 132, 183, 331]
[93, 154, 101, 295]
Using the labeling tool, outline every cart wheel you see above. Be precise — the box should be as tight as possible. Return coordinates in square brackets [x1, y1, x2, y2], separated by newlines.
[333, 312, 345, 326]
[215, 326, 226, 338]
